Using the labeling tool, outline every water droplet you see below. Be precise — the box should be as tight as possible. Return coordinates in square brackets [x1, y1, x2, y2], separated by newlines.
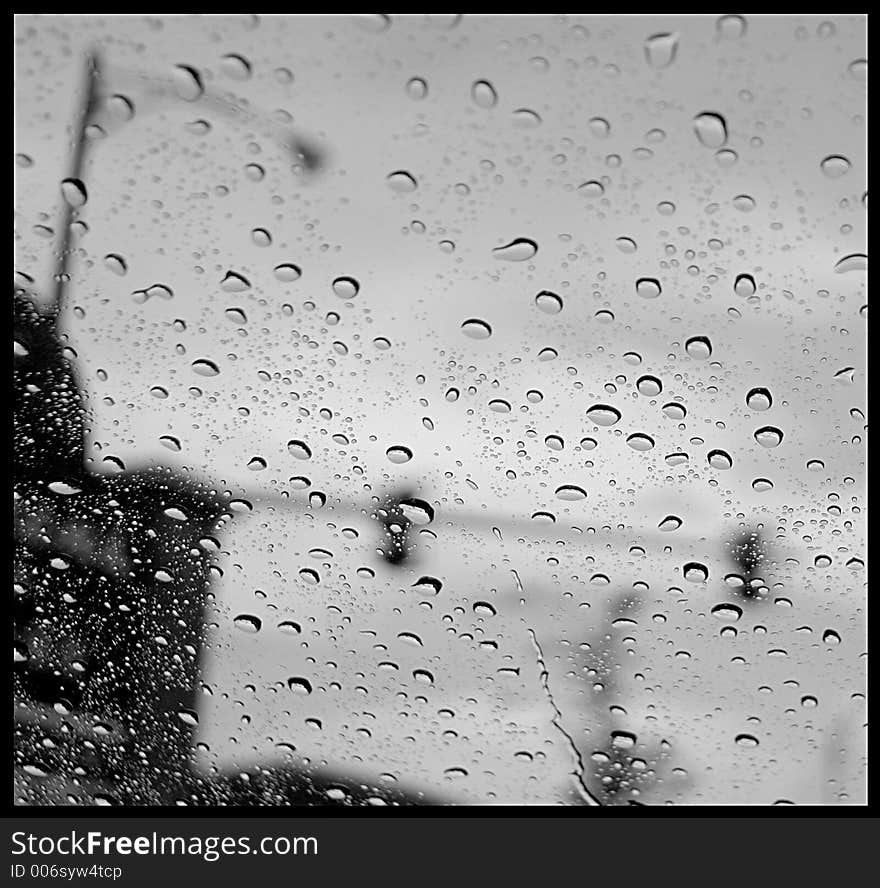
[103, 253, 127, 276]
[694, 112, 728, 149]
[735, 733, 759, 748]
[746, 387, 772, 410]
[534, 290, 563, 314]
[191, 359, 219, 377]
[626, 433, 655, 451]
[734, 273, 756, 297]
[247, 456, 267, 471]
[834, 253, 867, 274]
[220, 271, 251, 292]
[589, 117, 611, 138]
[172, 64, 204, 101]
[611, 730, 637, 749]
[685, 336, 712, 359]
[732, 194, 756, 212]
[616, 237, 638, 254]
[717, 14, 747, 39]
[400, 498, 434, 525]
[579, 180, 605, 198]
[159, 435, 181, 452]
[278, 620, 302, 635]
[636, 277, 662, 299]
[251, 227, 272, 247]
[461, 318, 492, 339]
[287, 677, 313, 694]
[299, 567, 320, 585]
[644, 32, 679, 68]
[287, 439, 312, 460]
[473, 601, 497, 616]
[662, 402, 687, 420]
[493, 238, 538, 262]
[406, 76, 428, 99]
[274, 263, 302, 282]
[848, 58, 868, 81]
[150, 386, 169, 399]
[658, 515, 682, 532]
[555, 484, 587, 501]
[820, 154, 851, 178]
[512, 108, 542, 128]
[386, 445, 413, 464]
[398, 632, 423, 647]
[754, 426, 783, 448]
[387, 170, 418, 193]
[471, 79, 498, 108]
[712, 603, 743, 622]
[220, 53, 252, 81]
[489, 399, 512, 413]
[683, 562, 709, 583]
[225, 307, 247, 325]
[545, 435, 564, 451]
[332, 276, 360, 298]
[822, 629, 841, 646]
[752, 478, 774, 492]
[234, 614, 262, 633]
[636, 375, 662, 396]
[413, 576, 442, 596]
[708, 449, 733, 469]
[586, 404, 621, 426]
[60, 178, 87, 208]
[178, 709, 199, 727]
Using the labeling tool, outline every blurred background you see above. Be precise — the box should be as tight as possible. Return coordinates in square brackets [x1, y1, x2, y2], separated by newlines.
[14, 13, 866, 805]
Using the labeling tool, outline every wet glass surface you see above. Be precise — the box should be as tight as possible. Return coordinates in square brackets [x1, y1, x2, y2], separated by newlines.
[14, 14, 866, 805]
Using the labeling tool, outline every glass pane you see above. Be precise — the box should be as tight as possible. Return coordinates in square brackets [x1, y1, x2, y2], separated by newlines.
[15, 13, 866, 806]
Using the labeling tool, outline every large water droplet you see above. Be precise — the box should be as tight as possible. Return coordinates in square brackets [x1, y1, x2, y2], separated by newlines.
[834, 253, 867, 274]
[754, 426, 783, 448]
[586, 404, 621, 426]
[636, 375, 662, 396]
[386, 445, 413, 464]
[471, 79, 498, 108]
[61, 178, 88, 208]
[172, 64, 204, 101]
[683, 562, 709, 583]
[191, 359, 220, 377]
[693, 112, 728, 149]
[644, 32, 679, 68]
[556, 484, 587, 501]
[820, 154, 851, 178]
[220, 271, 251, 292]
[461, 318, 492, 339]
[332, 276, 360, 298]
[636, 277, 661, 299]
[534, 290, 563, 314]
[387, 170, 418, 193]
[708, 449, 733, 469]
[746, 387, 772, 410]
[234, 614, 262, 633]
[288, 439, 312, 460]
[685, 336, 712, 359]
[493, 238, 538, 262]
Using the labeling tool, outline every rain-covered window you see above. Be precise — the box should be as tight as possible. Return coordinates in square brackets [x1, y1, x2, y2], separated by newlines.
[14, 14, 866, 806]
